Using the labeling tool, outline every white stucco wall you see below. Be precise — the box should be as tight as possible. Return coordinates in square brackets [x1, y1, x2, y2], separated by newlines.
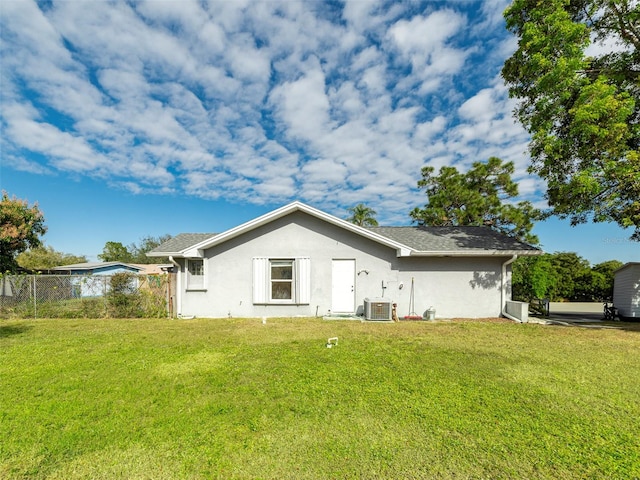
[391, 256, 508, 319]
[177, 211, 511, 319]
[613, 263, 640, 319]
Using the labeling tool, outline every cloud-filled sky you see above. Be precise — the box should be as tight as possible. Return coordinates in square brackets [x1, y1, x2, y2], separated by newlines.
[1, 0, 637, 264]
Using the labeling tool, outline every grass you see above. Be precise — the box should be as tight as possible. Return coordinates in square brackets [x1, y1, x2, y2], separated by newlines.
[1, 317, 639, 479]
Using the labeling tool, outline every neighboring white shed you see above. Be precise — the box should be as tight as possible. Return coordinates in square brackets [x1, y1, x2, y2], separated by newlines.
[613, 262, 640, 320]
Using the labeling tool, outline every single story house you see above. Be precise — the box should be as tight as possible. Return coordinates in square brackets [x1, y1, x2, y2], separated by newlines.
[613, 262, 640, 320]
[50, 262, 144, 275]
[148, 201, 541, 320]
[49, 262, 169, 297]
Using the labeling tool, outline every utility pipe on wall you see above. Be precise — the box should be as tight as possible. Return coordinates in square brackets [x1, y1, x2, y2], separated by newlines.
[501, 255, 520, 322]
[169, 256, 181, 317]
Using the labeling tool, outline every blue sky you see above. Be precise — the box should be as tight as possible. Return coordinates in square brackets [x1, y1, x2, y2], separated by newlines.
[1, 0, 637, 265]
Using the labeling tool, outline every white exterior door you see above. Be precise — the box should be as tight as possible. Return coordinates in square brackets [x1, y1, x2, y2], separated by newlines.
[331, 259, 355, 313]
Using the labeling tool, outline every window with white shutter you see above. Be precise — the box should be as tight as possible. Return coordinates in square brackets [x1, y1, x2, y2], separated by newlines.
[252, 257, 268, 303]
[296, 257, 311, 304]
[253, 257, 310, 304]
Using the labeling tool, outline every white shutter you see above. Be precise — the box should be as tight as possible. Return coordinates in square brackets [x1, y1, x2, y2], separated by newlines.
[252, 257, 268, 304]
[296, 257, 311, 304]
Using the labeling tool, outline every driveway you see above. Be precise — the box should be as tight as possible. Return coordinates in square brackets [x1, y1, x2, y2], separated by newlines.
[545, 302, 604, 323]
[528, 302, 604, 325]
[531, 302, 640, 331]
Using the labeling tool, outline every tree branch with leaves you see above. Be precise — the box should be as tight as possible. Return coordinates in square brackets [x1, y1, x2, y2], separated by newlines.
[17, 246, 87, 272]
[502, 0, 640, 240]
[410, 157, 541, 244]
[0, 191, 47, 272]
[347, 204, 379, 227]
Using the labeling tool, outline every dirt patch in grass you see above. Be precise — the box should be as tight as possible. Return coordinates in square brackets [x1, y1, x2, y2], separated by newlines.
[398, 317, 512, 324]
[450, 317, 512, 323]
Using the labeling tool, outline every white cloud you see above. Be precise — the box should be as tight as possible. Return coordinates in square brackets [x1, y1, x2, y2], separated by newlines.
[359, 64, 388, 94]
[342, 0, 386, 32]
[0, 0, 73, 65]
[459, 88, 500, 122]
[414, 116, 447, 142]
[227, 41, 272, 81]
[388, 10, 464, 55]
[585, 34, 632, 57]
[476, 0, 511, 32]
[2, 153, 54, 175]
[387, 10, 473, 94]
[0, 0, 540, 223]
[269, 62, 331, 144]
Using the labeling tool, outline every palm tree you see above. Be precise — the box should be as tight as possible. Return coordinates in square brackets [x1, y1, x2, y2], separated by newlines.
[347, 203, 379, 227]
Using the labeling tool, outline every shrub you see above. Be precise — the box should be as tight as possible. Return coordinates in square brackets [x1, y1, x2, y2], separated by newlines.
[107, 273, 143, 318]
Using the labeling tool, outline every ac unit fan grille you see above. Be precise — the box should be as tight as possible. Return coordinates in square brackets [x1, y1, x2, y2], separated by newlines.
[364, 298, 392, 321]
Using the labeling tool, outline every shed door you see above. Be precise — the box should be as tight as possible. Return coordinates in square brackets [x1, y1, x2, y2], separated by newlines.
[332, 259, 355, 313]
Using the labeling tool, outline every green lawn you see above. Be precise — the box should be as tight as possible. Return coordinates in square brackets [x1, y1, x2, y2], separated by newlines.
[1, 317, 639, 479]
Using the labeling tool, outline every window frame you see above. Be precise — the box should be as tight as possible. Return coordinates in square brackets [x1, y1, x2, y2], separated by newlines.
[269, 259, 295, 303]
[252, 257, 310, 305]
[185, 258, 206, 291]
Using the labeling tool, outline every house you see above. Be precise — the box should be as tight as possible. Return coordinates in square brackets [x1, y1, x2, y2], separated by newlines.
[613, 262, 640, 320]
[50, 262, 145, 275]
[49, 262, 169, 298]
[49, 262, 174, 275]
[147, 201, 541, 319]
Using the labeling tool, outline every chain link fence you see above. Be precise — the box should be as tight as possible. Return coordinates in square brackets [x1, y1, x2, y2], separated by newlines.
[0, 273, 175, 319]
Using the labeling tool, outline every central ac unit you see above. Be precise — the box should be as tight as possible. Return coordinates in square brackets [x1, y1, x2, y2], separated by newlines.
[364, 297, 392, 321]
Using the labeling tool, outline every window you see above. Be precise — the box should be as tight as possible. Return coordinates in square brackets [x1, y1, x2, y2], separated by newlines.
[253, 257, 310, 304]
[186, 258, 205, 290]
[271, 260, 293, 300]
[188, 259, 204, 276]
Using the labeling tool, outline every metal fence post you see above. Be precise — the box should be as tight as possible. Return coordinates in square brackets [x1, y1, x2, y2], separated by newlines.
[104, 276, 108, 318]
[33, 275, 37, 319]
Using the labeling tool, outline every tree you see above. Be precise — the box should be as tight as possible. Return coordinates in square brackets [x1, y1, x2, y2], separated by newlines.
[550, 252, 592, 300]
[98, 241, 133, 263]
[592, 259, 624, 299]
[0, 191, 47, 272]
[573, 269, 609, 301]
[128, 234, 172, 264]
[513, 252, 624, 302]
[347, 203, 379, 227]
[17, 246, 87, 271]
[512, 254, 559, 301]
[98, 235, 173, 264]
[410, 157, 541, 244]
[107, 272, 142, 318]
[502, 0, 640, 240]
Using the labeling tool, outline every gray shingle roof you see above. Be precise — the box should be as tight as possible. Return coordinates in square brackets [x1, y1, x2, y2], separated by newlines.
[147, 233, 216, 255]
[366, 226, 540, 253]
[151, 226, 539, 257]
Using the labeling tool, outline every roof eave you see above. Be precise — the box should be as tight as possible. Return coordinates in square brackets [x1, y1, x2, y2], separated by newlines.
[408, 249, 543, 257]
[146, 251, 182, 257]
[614, 261, 640, 273]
